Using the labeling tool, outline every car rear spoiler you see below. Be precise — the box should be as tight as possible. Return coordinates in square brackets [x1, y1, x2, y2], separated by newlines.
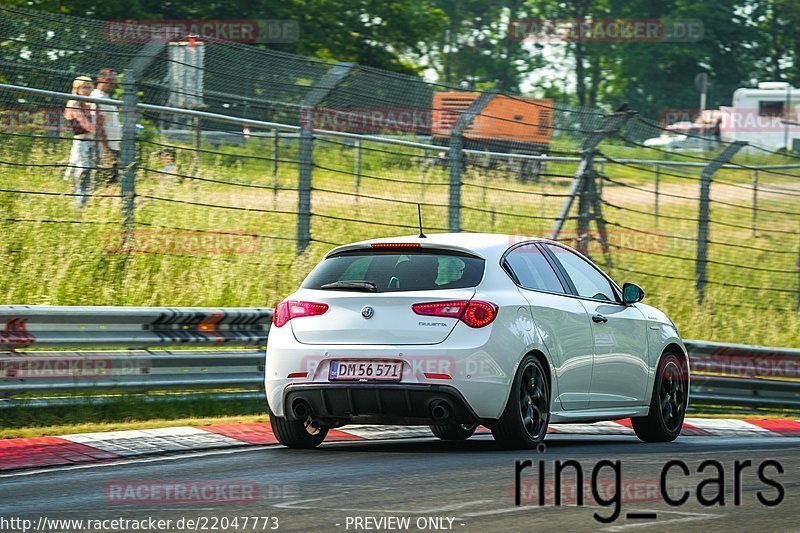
[324, 242, 486, 260]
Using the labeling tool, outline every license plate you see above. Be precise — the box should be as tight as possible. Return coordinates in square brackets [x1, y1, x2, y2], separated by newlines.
[329, 360, 402, 381]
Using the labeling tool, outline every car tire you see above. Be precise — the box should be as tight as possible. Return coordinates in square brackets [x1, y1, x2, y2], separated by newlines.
[430, 423, 478, 441]
[491, 355, 550, 449]
[268, 404, 328, 449]
[631, 352, 688, 443]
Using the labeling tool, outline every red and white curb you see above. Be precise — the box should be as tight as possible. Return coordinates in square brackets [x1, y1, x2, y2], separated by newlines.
[2, 418, 799, 472]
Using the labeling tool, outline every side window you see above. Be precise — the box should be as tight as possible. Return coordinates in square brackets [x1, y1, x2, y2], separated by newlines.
[504, 244, 565, 293]
[758, 100, 783, 117]
[546, 244, 618, 302]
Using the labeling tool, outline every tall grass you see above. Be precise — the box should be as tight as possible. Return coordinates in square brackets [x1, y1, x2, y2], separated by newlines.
[0, 130, 797, 347]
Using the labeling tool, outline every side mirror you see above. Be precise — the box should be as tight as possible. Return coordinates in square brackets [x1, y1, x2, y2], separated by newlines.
[622, 282, 644, 304]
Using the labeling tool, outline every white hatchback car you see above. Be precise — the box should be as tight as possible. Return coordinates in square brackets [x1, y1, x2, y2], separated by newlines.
[265, 233, 689, 449]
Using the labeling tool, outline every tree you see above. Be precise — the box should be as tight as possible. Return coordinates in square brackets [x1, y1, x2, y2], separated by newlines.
[751, 0, 800, 85]
[420, 0, 544, 92]
[0, 0, 448, 76]
[526, 0, 768, 117]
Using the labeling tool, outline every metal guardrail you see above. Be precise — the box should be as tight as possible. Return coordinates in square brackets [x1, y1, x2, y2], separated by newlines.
[0, 305, 272, 349]
[685, 339, 800, 408]
[0, 350, 264, 394]
[0, 306, 797, 409]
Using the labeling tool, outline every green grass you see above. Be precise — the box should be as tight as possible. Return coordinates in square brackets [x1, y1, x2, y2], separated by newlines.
[0, 131, 798, 348]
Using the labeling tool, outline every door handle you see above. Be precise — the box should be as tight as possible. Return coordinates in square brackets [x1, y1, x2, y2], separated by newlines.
[592, 314, 608, 323]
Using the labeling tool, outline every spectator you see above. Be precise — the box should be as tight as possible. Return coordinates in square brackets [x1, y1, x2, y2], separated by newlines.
[91, 68, 122, 185]
[63, 76, 96, 208]
[155, 147, 177, 178]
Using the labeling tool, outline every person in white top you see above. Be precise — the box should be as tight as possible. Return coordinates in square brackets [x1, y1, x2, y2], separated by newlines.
[91, 68, 122, 184]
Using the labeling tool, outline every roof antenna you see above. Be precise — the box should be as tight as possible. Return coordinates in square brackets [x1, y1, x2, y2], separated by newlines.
[417, 203, 427, 238]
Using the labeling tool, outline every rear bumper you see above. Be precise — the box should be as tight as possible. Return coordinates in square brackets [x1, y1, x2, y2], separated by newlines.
[283, 383, 479, 426]
[264, 314, 520, 420]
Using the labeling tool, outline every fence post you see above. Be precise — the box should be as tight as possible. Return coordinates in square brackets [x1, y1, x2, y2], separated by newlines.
[119, 70, 138, 229]
[353, 139, 362, 215]
[120, 40, 166, 229]
[549, 109, 634, 261]
[191, 117, 201, 177]
[654, 164, 660, 227]
[696, 141, 746, 303]
[751, 169, 758, 237]
[354, 139, 362, 194]
[575, 168, 593, 253]
[447, 90, 497, 233]
[296, 62, 354, 253]
[296, 127, 314, 252]
[272, 131, 280, 208]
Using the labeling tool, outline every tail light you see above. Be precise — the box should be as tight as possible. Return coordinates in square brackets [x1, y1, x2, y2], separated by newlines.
[412, 300, 498, 328]
[371, 243, 422, 249]
[461, 300, 499, 328]
[273, 300, 329, 328]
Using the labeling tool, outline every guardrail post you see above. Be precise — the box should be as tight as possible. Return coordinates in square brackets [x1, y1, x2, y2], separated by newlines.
[447, 90, 497, 233]
[297, 62, 354, 253]
[696, 141, 747, 303]
[550, 109, 634, 261]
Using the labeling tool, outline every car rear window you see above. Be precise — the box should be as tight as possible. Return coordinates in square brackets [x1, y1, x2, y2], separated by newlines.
[302, 250, 485, 292]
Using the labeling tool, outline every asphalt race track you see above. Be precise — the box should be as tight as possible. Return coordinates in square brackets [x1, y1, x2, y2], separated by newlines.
[1, 433, 798, 532]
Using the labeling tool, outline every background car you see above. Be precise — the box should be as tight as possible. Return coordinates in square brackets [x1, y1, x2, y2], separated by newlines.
[265, 233, 689, 449]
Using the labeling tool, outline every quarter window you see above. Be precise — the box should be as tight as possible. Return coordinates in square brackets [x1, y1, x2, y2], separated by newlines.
[545, 244, 618, 302]
[504, 244, 566, 293]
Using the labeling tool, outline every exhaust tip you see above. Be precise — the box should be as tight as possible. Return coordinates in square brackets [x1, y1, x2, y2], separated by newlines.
[291, 399, 311, 419]
[430, 399, 452, 422]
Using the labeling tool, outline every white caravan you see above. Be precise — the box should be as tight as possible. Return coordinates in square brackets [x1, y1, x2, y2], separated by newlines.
[718, 81, 800, 151]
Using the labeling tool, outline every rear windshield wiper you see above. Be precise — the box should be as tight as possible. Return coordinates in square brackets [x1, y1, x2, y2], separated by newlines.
[319, 281, 378, 292]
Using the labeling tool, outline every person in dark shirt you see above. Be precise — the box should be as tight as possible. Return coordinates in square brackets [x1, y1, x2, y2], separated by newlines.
[92, 69, 121, 185]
